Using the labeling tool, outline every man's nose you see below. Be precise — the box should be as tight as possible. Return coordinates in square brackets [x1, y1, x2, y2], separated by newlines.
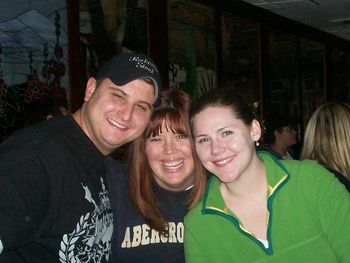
[120, 104, 133, 121]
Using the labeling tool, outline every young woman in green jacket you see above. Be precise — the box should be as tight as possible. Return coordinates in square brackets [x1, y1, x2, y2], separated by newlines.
[184, 88, 350, 263]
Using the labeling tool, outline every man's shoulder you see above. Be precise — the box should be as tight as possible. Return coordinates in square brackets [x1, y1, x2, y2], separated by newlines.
[1, 116, 73, 151]
[0, 116, 77, 168]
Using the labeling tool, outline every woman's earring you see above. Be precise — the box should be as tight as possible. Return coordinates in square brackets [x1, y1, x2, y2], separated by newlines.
[255, 141, 260, 147]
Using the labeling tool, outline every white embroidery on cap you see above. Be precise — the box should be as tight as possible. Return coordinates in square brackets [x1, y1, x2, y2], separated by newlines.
[129, 56, 158, 74]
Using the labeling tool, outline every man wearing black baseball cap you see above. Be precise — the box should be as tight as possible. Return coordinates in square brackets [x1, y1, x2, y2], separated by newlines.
[0, 52, 162, 262]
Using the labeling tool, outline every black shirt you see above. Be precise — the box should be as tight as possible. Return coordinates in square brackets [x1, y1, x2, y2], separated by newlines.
[0, 115, 112, 262]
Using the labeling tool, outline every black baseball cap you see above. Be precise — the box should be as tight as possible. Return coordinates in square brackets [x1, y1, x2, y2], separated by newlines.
[96, 53, 162, 103]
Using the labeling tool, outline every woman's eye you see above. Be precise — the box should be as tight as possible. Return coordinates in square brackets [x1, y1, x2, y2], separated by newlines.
[197, 137, 208, 144]
[149, 137, 161, 142]
[177, 134, 188, 139]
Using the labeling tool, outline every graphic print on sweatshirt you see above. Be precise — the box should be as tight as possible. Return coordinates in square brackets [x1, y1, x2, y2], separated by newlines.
[121, 222, 184, 248]
[59, 178, 113, 263]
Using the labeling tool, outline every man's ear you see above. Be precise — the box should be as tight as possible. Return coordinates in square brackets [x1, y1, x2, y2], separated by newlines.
[273, 130, 280, 138]
[250, 119, 262, 141]
[84, 77, 97, 101]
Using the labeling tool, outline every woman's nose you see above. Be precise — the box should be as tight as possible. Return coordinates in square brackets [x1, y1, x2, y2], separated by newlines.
[210, 139, 224, 155]
[164, 139, 177, 154]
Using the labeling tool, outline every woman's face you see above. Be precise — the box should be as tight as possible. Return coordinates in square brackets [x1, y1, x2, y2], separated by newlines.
[192, 106, 260, 183]
[146, 122, 194, 191]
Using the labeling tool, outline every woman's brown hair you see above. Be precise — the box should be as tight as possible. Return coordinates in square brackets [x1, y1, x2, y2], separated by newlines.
[127, 89, 207, 234]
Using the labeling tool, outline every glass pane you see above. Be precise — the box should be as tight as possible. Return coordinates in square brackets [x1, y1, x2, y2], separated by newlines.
[267, 30, 299, 121]
[300, 38, 325, 126]
[79, 0, 148, 78]
[221, 13, 260, 108]
[265, 30, 301, 157]
[168, 0, 216, 98]
[0, 2, 69, 141]
[331, 48, 350, 102]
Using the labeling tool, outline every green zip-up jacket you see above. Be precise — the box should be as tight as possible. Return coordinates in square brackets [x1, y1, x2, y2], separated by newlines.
[184, 151, 350, 263]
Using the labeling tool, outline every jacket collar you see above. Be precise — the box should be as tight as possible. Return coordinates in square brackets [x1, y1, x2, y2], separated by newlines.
[202, 150, 290, 213]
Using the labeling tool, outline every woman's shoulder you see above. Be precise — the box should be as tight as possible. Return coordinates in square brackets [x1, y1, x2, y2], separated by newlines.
[184, 202, 203, 230]
[282, 159, 348, 193]
[185, 176, 220, 223]
[282, 158, 327, 175]
[325, 167, 350, 192]
[260, 150, 326, 178]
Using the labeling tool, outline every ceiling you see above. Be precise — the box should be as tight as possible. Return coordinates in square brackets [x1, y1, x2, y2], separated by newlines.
[0, 0, 349, 85]
[241, 0, 350, 42]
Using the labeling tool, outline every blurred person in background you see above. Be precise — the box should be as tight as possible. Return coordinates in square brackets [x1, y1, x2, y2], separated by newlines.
[264, 115, 298, 160]
[301, 102, 350, 192]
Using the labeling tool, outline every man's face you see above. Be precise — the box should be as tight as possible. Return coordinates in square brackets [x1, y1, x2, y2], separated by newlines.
[277, 126, 297, 148]
[81, 77, 155, 155]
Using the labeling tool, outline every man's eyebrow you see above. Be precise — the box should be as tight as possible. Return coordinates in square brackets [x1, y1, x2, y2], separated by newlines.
[109, 86, 126, 95]
[217, 127, 228, 132]
[109, 86, 153, 110]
